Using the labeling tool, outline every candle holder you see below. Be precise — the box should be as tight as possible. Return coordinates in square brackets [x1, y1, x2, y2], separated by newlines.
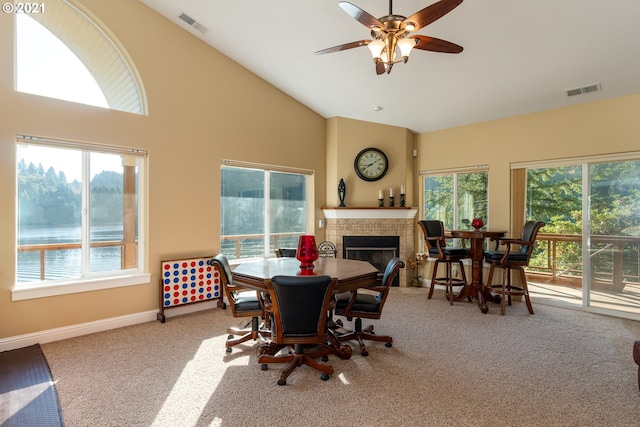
[378, 198, 384, 207]
[389, 196, 395, 207]
[400, 194, 405, 207]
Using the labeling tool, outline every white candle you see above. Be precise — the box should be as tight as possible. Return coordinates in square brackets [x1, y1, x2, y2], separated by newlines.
[400, 185, 405, 195]
[389, 187, 394, 197]
[379, 190, 383, 199]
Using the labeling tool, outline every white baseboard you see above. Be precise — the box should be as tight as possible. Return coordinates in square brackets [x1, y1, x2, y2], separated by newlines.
[0, 300, 221, 352]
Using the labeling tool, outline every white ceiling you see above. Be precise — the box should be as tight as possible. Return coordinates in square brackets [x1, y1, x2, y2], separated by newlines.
[138, 0, 640, 133]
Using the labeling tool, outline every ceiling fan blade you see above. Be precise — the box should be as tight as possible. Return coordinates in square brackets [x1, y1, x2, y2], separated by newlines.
[405, 0, 463, 31]
[339, 1, 384, 29]
[411, 35, 463, 53]
[315, 40, 371, 55]
[376, 61, 385, 75]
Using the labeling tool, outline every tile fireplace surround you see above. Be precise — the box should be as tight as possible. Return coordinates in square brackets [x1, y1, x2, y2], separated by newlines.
[322, 208, 418, 287]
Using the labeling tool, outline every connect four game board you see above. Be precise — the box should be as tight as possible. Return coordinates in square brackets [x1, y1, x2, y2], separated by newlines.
[157, 256, 225, 322]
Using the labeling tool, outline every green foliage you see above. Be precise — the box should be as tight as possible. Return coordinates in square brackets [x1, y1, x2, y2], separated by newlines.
[424, 171, 487, 229]
[526, 161, 640, 279]
[18, 161, 124, 227]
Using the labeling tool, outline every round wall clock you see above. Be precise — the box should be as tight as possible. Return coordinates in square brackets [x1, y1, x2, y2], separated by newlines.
[354, 147, 388, 181]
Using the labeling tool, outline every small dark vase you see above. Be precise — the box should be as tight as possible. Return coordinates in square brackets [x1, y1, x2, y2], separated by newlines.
[338, 178, 346, 207]
[296, 235, 319, 270]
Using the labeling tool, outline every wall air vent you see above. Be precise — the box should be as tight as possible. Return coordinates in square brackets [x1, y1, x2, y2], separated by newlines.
[178, 13, 210, 34]
[565, 83, 602, 97]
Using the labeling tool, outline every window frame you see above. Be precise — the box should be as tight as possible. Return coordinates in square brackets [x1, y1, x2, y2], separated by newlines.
[15, 0, 146, 114]
[420, 165, 489, 231]
[12, 134, 150, 301]
[220, 160, 314, 262]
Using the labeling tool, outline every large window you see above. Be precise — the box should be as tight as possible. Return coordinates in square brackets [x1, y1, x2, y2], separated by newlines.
[221, 163, 312, 260]
[15, 0, 145, 114]
[422, 168, 488, 229]
[15, 135, 148, 299]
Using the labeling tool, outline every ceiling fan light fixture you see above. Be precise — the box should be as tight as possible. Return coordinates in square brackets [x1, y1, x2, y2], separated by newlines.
[319, 0, 465, 75]
[367, 39, 385, 59]
[397, 38, 417, 61]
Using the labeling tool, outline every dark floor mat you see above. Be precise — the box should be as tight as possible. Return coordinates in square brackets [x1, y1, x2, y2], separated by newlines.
[0, 344, 64, 427]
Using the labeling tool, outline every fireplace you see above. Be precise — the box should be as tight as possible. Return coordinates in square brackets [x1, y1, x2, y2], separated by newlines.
[322, 208, 418, 287]
[343, 236, 400, 286]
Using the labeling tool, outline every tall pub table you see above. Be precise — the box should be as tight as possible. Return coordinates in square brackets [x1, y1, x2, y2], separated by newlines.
[448, 229, 506, 313]
[231, 256, 380, 358]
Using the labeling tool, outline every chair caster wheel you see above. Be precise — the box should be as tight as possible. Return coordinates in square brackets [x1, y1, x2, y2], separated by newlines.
[261, 364, 268, 371]
[320, 373, 330, 381]
[277, 379, 286, 386]
[385, 342, 392, 348]
[361, 351, 369, 357]
[322, 355, 329, 362]
[225, 347, 232, 353]
[228, 334, 234, 339]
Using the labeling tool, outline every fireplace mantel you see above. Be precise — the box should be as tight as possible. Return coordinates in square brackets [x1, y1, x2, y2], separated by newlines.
[322, 208, 418, 220]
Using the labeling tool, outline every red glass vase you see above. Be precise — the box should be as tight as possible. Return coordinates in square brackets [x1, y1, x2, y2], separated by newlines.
[471, 218, 484, 231]
[296, 235, 319, 270]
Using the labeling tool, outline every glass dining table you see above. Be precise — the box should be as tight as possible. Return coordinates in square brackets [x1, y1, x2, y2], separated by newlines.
[448, 229, 506, 313]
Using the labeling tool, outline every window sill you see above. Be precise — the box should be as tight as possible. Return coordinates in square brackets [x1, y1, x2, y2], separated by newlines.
[11, 273, 151, 301]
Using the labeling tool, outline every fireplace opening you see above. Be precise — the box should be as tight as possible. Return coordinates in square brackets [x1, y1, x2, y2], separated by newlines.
[343, 236, 400, 286]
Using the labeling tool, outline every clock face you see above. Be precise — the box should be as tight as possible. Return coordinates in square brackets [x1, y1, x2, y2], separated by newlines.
[354, 147, 388, 181]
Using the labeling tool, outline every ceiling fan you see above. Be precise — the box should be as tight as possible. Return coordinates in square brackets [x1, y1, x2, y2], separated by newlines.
[315, 0, 464, 75]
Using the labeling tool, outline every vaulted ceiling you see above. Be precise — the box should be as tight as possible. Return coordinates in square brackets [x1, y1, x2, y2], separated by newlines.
[139, 0, 640, 133]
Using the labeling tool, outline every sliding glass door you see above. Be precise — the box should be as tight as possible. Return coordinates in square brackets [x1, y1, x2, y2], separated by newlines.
[522, 155, 640, 318]
[587, 160, 640, 314]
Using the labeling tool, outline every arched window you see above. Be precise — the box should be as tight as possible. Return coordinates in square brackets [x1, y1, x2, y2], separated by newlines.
[15, 0, 146, 114]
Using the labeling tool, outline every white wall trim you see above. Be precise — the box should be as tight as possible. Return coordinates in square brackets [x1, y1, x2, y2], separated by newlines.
[0, 299, 220, 352]
[322, 208, 418, 219]
[12, 273, 152, 301]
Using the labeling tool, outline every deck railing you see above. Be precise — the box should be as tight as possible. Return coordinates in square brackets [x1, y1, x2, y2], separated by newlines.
[19, 232, 639, 290]
[17, 233, 303, 281]
[18, 240, 129, 281]
[528, 233, 640, 290]
[220, 232, 305, 259]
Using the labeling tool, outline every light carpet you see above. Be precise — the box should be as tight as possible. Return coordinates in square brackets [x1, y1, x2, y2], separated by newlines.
[42, 287, 640, 427]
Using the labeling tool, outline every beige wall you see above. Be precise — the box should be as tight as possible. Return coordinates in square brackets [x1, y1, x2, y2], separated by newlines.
[416, 93, 640, 234]
[325, 117, 416, 208]
[0, 0, 327, 338]
[415, 94, 640, 282]
[1, 0, 639, 341]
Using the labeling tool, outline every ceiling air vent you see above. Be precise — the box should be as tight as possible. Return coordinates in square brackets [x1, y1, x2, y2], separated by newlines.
[178, 13, 210, 34]
[565, 83, 602, 97]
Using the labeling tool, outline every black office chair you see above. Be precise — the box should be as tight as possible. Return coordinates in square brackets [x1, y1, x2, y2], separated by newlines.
[274, 248, 297, 258]
[209, 254, 269, 352]
[334, 257, 404, 356]
[484, 221, 545, 315]
[257, 275, 337, 385]
[418, 220, 471, 305]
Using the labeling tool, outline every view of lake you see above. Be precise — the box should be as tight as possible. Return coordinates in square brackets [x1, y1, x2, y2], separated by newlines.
[17, 225, 127, 282]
